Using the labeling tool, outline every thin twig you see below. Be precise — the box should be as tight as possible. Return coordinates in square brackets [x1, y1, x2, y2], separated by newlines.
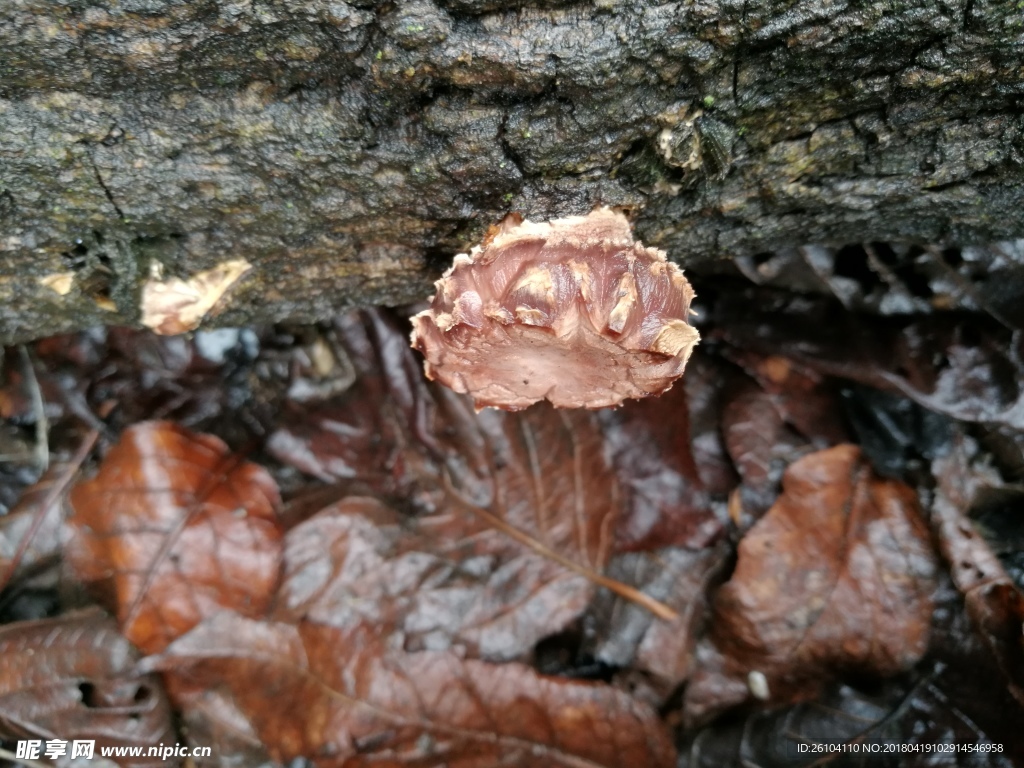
[19, 344, 48, 472]
[0, 429, 99, 594]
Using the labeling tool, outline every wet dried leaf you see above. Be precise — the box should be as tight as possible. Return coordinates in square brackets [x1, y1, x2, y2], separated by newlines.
[720, 376, 810, 519]
[839, 384, 953, 481]
[584, 544, 730, 693]
[18, 326, 269, 453]
[596, 382, 721, 551]
[717, 293, 1024, 430]
[684, 445, 938, 724]
[717, 354, 848, 524]
[723, 350, 848, 447]
[158, 683, 271, 768]
[144, 611, 676, 768]
[275, 404, 624, 661]
[1, 469, 70, 591]
[272, 311, 679, 652]
[0, 609, 174, 767]
[267, 311, 471, 503]
[681, 351, 738, 498]
[66, 422, 282, 654]
[679, 673, 1018, 768]
[1, 433, 97, 595]
[931, 435, 1024, 705]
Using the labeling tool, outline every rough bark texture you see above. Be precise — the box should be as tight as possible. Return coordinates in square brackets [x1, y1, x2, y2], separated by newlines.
[1, 0, 1022, 342]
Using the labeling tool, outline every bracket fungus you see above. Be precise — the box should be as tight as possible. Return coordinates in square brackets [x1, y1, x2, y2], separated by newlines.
[410, 208, 700, 410]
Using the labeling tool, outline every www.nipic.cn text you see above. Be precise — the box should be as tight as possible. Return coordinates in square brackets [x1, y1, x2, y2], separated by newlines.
[15, 740, 212, 761]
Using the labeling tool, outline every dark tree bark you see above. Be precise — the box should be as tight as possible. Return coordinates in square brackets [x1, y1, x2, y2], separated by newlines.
[1, 0, 1022, 342]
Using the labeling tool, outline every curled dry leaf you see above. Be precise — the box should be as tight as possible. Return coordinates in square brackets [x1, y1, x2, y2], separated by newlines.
[597, 382, 720, 551]
[140, 259, 251, 336]
[143, 611, 676, 768]
[66, 421, 282, 655]
[684, 445, 938, 724]
[720, 375, 811, 519]
[411, 208, 699, 410]
[0, 609, 174, 767]
[681, 351, 739, 497]
[930, 435, 1024, 705]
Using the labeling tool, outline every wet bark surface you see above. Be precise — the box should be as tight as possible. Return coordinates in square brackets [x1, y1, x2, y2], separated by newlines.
[1, 0, 1022, 342]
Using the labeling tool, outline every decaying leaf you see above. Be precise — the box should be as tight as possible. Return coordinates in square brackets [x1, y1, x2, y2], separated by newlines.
[584, 544, 730, 694]
[596, 382, 721, 551]
[267, 310, 471, 500]
[275, 401, 627, 661]
[271, 311, 681, 646]
[0, 609, 174, 767]
[717, 292, 1024, 430]
[66, 421, 282, 654]
[931, 435, 1024, 705]
[722, 349, 849, 448]
[167, 685, 272, 768]
[677, 670, 1020, 767]
[681, 351, 739, 497]
[140, 259, 251, 336]
[684, 445, 938, 724]
[1, 432, 99, 601]
[720, 375, 811, 520]
[143, 611, 677, 768]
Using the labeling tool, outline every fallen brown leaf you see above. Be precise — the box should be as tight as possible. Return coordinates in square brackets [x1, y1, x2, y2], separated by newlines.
[723, 349, 849, 447]
[143, 611, 677, 768]
[684, 444, 938, 724]
[275, 414, 622, 661]
[271, 311, 678, 646]
[66, 421, 282, 654]
[596, 382, 721, 551]
[677, 665, 1022, 765]
[584, 544, 730, 694]
[720, 375, 810, 519]
[0, 609, 174, 767]
[717, 294, 1024, 430]
[930, 434, 1024, 705]
[680, 351, 739, 497]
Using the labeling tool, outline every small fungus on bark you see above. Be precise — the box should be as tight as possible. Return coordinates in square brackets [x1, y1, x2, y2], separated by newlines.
[410, 208, 700, 410]
[140, 258, 252, 336]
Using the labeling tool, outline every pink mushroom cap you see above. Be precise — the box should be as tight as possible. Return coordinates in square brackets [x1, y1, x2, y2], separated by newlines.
[410, 207, 700, 410]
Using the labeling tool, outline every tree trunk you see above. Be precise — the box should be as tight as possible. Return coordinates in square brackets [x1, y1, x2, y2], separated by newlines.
[1, 0, 1022, 342]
